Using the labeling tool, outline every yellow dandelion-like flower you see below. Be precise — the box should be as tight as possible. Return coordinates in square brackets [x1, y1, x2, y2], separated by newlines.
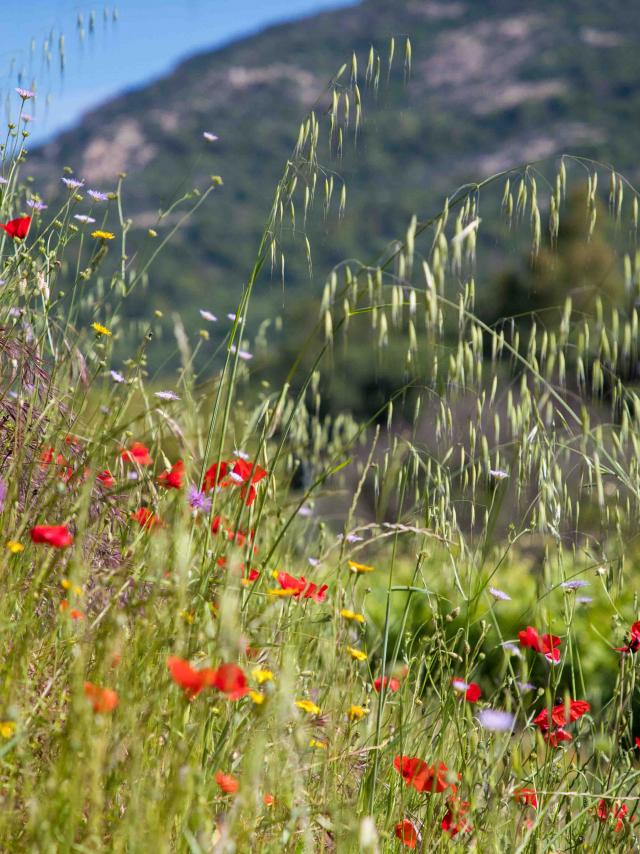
[348, 560, 375, 574]
[347, 646, 368, 662]
[179, 610, 195, 624]
[249, 690, 265, 705]
[268, 588, 295, 597]
[0, 721, 16, 739]
[340, 609, 365, 624]
[251, 668, 274, 684]
[7, 541, 24, 554]
[61, 578, 71, 590]
[91, 322, 112, 337]
[91, 229, 115, 240]
[348, 704, 369, 721]
[296, 699, 321, 715]
[309, 738, 328, 750]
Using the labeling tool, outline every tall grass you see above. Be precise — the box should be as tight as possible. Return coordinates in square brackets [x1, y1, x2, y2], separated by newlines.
[0, 33, 640, 853]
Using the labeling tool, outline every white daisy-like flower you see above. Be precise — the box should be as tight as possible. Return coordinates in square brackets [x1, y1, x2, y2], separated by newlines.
[477, 709, 515, 732]
[74, 214, 96, 224]
[110, 370, 125, 383]
[489, 587, 511, 601]
[154, 390, 180, 401]
[203, 132, 219, 142]
[200, 309, 218, 322]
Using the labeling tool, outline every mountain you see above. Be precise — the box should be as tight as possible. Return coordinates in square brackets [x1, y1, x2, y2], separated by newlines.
[27, 0, 639, 372]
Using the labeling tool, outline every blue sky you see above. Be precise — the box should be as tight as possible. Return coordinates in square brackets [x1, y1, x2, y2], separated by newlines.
[1, 0, 355, 143]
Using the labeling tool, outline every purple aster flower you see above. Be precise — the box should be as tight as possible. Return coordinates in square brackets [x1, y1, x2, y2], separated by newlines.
[230, 345, 253, 361]
[489, 587, 511, 601]
[74, 214, 96, 224]
[227, 313, 244, 322]
[61, 177, 84, 190]
[477, 709, 515, 732]
[22, 114, 33, 123]
[0, 177, 7, 185]
[560, 580, 590, 590]
[308, 557, 320, 567]
[517, 681, 536, 693]
[27, 199, 47, 211]
[88, 189, 108, 202]
[203, 132, 219, 142]
[154, 390, 180, 401]
[187, 485, 212, 514]
[16, 87, 35, 100]
[501, 642, 522, 658]
[200, 309, 218, 322]
[297, 505, 313, 517]
[127, 471, 139, 481]
[452, 679, 470, 692]
[0, 478, 7, 512]
[577, 596, 593, 604]
[110, 370, 125, 383]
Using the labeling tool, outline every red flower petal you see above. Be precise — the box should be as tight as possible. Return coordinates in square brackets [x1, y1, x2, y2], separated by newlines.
[1, 216, 31, 239]
[30, 525, 73, 548]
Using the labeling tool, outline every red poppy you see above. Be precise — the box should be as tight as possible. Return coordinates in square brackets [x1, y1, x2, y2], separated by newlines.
[441, 797, 471, 837]
[131, 507, 161, 529]
[97, 469, 116, 488]
[395, 819, 419, 848]
[167, 656, 217, 698]
[203, 461, 228, 491]
[121, 442, 152, 466]
[452, 679, 481, 703]
[30, 525, 73, 548]
[157, 459, 184, 489]
[518, 626, 561, 663]
[514, 787, 538, 808]
[263, 793, 275, 807]
[211, 515, 256, 549]
[84, 682, 119, 713]
[212, 663, 248, 700]
[635, 736, 640, 750]
[615, 621, 640, 654]
[374, 675, 401, 693]
[1, 215, 31, 240]
[597, 799, 628, 832]
[215, 771, 239, 794]
[276, 572, 328, 602]
[534, 699, 590, 731]
[231, 458, 268, 506]
[393, 756, 457, 794]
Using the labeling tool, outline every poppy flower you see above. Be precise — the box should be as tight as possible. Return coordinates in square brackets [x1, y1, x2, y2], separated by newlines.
[167, 656, 217, 698]
[534, 699, 590, 731]
[374, 675, 400, 693]
[84, 682, 119, 713]
[393, 756, 457, 794]
[395, 819, 419, 849]
[30, 525, 73, 548]
[441, 797, 471, 836]
[215, 771, 239, 794]
[211, 662, 248, 700]
[97, 469, 116, 488]
[157, 459, 184, 489]
[263, 793, 275, 807]
[615, 621, 640, 654]
[518, 626, 561, 663]
[121, 442, 152, 466]
[275, 572, 328, 603]
[1, 216, 31, 239]
[203, 461, 228, 491]
[131, 507, 161, 529]
[452, 679, 481, 703]
[514, 787, 538, 808]
[597, 799, 628, 832]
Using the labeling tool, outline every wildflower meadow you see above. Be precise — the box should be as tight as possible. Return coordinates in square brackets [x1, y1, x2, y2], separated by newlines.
[1, 31, 640, 854]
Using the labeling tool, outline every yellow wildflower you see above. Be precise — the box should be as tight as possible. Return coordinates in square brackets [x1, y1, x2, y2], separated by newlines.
[179, 610, 195, 624]
[91, 322, 112, 337]
[249, 690, 265, 705]
[91, 230, 115, 240]
[0, 721, 16, 739]
[348, 704, 369, 721]
[7, 541, 24, 554]
[309, 738, 328, 750]
[296, 699, 321, 715]
[348, 560, 374, 574]
[251, 668, 274, 684]
[347, 646, 368, 662]
[268, 588, 295, 597]
[340, 609, 365, 624]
